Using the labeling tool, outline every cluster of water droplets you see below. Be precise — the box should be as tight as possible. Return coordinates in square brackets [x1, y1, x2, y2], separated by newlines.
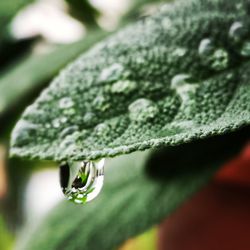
[58, 19, 250, 204]
[60, 159, 105, 204]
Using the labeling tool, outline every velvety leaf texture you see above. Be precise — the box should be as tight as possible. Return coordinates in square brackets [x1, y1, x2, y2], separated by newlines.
[16, 150, 220, 250]
[11, 0, 250, 161]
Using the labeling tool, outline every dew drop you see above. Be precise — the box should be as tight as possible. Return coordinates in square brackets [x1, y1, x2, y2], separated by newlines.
[128, 98, 158, 122]
[83, 112, 97, 126]
[95, 123, 110, 136]
[170, 74, 198, 103]
[240, 41, 250, 56]
[52, 118, 61, 128]
[170, 74, 191, 89]
[111, 80, 137, 94]
[59, 97, 74, 109]
[228, 21, 246, 42]
[11, 120, 38, 146]
[161, 17, 172, 29]
[198, 38, 214, 56]
[60, 159, 105, 204]
[99, 63, 127, 82]
[172, 47, 187, 57]
[93, 95, 110, 112]
[198, 39, 229, 71]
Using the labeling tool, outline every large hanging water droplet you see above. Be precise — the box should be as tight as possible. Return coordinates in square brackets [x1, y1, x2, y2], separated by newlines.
[60, 159, 105, 204]
[240, 41, 250, 56]
[128, 98, 158, 122]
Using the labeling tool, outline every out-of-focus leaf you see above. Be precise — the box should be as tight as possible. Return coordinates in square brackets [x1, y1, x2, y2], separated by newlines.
[15, 152, 217, 250]
[65, 0, 99, 27]
[0, 216, 13, 250]
[0, 0, 34, 42]
[0, 31, 108, 120]
[10, 0, 250, 162]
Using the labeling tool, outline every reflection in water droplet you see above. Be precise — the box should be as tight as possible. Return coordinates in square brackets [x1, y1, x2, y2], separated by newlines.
[210, 49, 229, 71]
[128, 98, 158, 122]
[229, 21, 245, 42]
[59, 97, 74, 109]
[240, 41, 250, 56]
[60, 159, 105, 204]
[111, 80, 137, 94]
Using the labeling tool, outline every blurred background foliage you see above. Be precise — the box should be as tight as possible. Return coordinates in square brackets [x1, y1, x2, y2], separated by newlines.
[0, 0, 164, 249]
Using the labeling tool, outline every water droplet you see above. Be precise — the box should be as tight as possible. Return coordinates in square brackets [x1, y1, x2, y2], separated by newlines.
[99, 63, 128, 82]
[240, 41, 250, 56]
[59, 97, 74, 109]
[229, 21, 246, 42]
[95, 123, 110, 136]
[111, 80, 137, 94]
[198, 38, 214, 56]
[93, 95, 110, 112]
[170, 74, 198, 103]
[83, 112, 97, 126]
[60, 126, 79, 138]
[210, 49, 229, 71]
[11, 120, 38, 146]
[52, 118, 61, 128]
[172, 47, 187, 57]
[128, 98, 158, 122]
[161, 17, 172, 29]
[170, 74, 192, 89]
[60, 159, 105, 204]
[198, 38, 229, 70]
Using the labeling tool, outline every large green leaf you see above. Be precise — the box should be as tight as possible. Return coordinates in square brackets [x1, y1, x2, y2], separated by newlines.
[10, 0, 250, 161]
[15, 153, 218, 250]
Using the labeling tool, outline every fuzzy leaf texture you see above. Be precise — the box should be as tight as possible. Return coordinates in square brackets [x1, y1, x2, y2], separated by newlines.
[11, 0, 250, 161]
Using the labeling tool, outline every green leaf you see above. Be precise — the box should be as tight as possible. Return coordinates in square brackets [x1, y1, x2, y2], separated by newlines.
[11, 0, 250, 161]
[0, 31, 108, 119]
[65, 0, 99, 27]
[0, 0, 34, 40]
[16, 151, 219, 250]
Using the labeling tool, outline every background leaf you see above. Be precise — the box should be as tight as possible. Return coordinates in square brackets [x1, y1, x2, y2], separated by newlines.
[10, 0, 250, 162]
[15, 151, 219, 250]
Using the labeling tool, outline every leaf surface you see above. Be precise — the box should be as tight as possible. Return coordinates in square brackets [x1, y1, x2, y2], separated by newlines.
[11, 0, 250, 161]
